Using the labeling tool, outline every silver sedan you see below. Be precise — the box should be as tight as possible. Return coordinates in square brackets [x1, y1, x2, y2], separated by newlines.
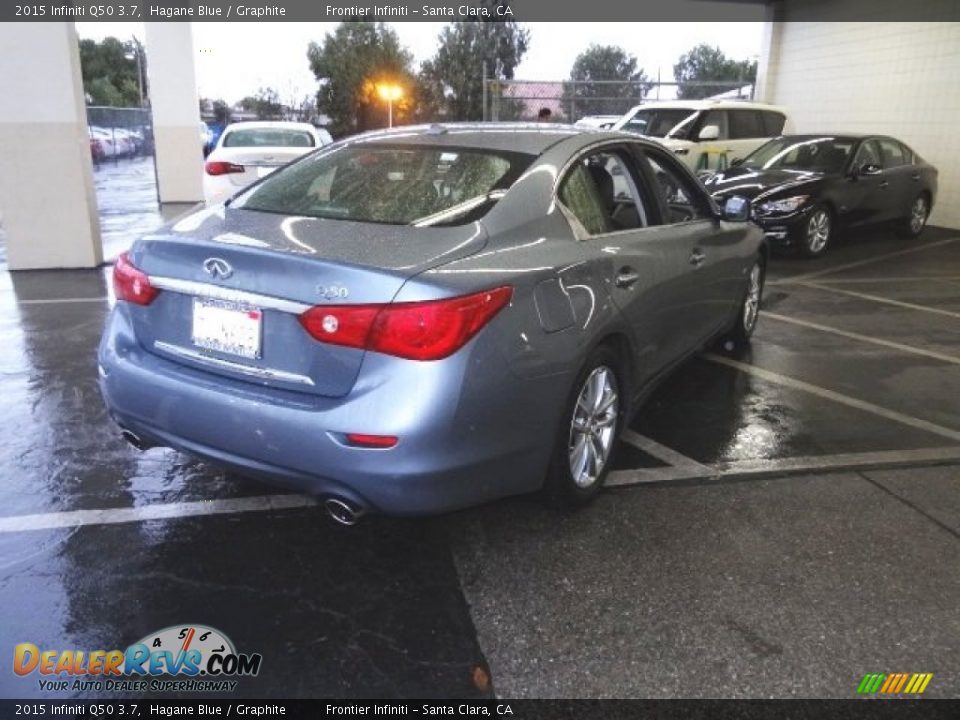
[98, 123, 764, 523]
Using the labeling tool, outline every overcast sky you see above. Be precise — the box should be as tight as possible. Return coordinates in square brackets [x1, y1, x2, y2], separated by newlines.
[77, 22, 764, 104]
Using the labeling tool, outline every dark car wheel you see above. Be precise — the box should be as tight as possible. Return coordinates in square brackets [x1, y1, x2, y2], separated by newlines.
[898, 193, 929, 239]
[801, 205, 832, 257]
[546, 346, 624, 507]
[723, 259, 765, 349]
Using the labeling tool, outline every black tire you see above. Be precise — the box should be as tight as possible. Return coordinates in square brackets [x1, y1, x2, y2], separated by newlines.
[800, 204, 832, 258]
[897, 193, 929, 239]
[722, 258, 765, 349]
[545, 346, 624, 508]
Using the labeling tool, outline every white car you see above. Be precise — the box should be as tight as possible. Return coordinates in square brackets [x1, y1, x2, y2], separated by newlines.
[611, 100, 792, 173]
[203, 121, 327, 205]
[574, 115, 622, 130]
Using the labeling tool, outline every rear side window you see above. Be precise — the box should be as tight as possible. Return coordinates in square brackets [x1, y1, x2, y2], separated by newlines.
[558, 149, 652, 236]
[878, 138, 908, 167]
[761, 112, 786, 136]
[729, 110, 764, 139]
[233, 144, 534, 226]
[223, 128, 316, 148]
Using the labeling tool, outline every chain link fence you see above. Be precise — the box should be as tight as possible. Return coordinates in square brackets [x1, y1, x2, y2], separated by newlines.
[86, 106, 154, 164]
[482, 79, 754, 123]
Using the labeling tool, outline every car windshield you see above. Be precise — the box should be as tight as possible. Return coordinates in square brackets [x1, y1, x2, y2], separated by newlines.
[233, 143, 535, 226]
[623, 109, 699, 138]
[223, 128, 315, 148]
[743, 137, 855, 173]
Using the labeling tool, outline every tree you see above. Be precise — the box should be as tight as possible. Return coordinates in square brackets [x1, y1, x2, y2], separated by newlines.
[78, 36, 142, 106]
[237, 88, 283, 120]
[562, 44, 650, 119]
[673, 44, 757, 100]
[307, 22, 418, 136]
[420, 8, 530, 121]
[211, 99, 233, 125]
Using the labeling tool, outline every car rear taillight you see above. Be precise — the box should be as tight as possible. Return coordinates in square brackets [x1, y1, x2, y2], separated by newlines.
[298, 286, 513, 361]
[113, 252, 159, 306]
[205, 160, 245, 176]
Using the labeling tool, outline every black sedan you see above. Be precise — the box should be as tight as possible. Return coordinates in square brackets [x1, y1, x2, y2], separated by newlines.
[703, 135, 938, 257]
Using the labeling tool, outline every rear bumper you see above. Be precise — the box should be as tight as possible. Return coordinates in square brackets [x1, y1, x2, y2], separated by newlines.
[98, 308, 561, 516]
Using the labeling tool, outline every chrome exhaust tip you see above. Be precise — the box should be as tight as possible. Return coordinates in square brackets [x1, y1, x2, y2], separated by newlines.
[120, 430, 147, 451]
[324, 498, 365, 526]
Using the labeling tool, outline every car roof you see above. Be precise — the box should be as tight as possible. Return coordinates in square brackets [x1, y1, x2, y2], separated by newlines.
[775, 133, 883, 142]
[223, 121, 318, 133]
[623, 100, 788, 113]
[343, 122, 590, 155]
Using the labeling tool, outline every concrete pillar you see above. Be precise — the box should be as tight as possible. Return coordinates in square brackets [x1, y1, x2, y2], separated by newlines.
[754, 1, 784, 103]
[145, 23, 203, 204]
[0, 22, 101, 270]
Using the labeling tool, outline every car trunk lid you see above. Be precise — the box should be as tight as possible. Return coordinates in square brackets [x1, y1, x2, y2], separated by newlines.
[126, 206, 487, 397]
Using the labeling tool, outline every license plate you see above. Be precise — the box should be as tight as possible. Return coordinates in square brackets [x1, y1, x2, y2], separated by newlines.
[192, 298, 262, 359]
[256, 166, 277, 178]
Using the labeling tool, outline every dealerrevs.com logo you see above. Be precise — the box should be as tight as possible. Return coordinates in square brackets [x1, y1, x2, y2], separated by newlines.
[13, 624, 262, 693]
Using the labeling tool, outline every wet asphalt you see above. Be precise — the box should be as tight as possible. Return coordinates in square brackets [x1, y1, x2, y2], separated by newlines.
[0, 159, 958, 699]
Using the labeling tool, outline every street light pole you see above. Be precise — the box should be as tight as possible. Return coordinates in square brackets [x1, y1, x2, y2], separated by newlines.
[377, 84, 402, 129]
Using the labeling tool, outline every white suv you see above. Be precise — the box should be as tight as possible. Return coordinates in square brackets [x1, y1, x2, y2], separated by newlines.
[612, 100, 792, 173]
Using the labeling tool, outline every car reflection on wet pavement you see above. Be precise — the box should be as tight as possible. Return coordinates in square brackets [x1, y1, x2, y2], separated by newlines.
[0, 159, 958, 698]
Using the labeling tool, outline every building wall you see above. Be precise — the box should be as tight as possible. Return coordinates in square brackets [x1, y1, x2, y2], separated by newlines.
[757, 7, 960, 229]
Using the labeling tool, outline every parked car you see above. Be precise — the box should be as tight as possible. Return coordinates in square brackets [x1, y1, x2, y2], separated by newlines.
[611, 100, 791, 173]
[575, 115, 622, 130]
[703, 134, 937, 256]
[99, 124, 763, 521]
[203, 121, 327, 205]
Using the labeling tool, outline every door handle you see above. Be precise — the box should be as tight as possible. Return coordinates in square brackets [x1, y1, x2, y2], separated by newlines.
[689, 249, 706, 267]
[879, 181, 890, 189]
[911, 173, 921, 181]
[615, 268, 639, 288]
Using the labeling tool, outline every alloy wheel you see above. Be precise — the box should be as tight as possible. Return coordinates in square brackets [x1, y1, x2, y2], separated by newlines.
[910, 196, 928, 234]
[806, 209, 830, 254]
[568, 366, 619, 488]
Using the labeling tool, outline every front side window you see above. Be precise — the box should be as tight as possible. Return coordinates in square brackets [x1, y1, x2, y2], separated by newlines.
[643, 151, 709, 224]
[233, 144, 534, 226]
[743, 137, 855, 173]
[854, 139, 883, 169]
[625, 109, 700, 139]
[223, 128, 316, 148]
[699, 110, 728, 141]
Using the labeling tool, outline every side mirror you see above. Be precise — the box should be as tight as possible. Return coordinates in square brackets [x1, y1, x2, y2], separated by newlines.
[698, 124, 720, 141]
[722, 195, 750, 222]
[855, 162, 882, 177]
[731, 157, 744, 168]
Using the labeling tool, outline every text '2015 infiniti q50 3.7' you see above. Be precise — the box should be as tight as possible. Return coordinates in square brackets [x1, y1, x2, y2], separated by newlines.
[99, 123, 765, 522]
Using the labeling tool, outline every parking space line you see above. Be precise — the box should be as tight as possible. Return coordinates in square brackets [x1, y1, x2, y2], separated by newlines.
[767, 236, 960, 285]
[703, 352, 960, 443]
[760, 311, 960, 367]
[607, 446, 960, 488]
[621, 429, 712, 472]
[0, 494, 316, 534]
[797, 276, 960, 285]
[798, 282, 960, 320]
[16, 297, 108, 305]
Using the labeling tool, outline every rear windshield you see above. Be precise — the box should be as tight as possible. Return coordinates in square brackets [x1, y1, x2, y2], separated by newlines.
[744, 137, 855, 173]
[233, 143, 535, 226]
[223, 128, 315, 148]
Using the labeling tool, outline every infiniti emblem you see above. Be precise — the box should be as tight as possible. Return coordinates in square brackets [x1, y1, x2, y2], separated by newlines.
[203, 257, 233, 280]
